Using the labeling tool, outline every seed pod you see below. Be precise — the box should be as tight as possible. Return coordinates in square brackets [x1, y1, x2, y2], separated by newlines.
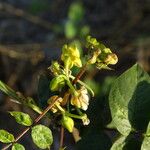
[61, 115, 74, 133]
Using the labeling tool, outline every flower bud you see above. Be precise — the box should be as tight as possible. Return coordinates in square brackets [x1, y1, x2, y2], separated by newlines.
[61, 115, 74, 133]
[86, 36, 99, 49]
[88, 49, 101, 64]
[50, 75, 66, 91]
[81, 114, 90, 125]
[104, 53, 118, 65]
[49, 61, 60, 75]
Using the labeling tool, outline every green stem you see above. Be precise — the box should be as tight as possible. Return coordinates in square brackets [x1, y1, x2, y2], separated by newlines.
[66, 79, 78, 96]
[65, 111, 83, 120]
[70, 75, 94, 97]
[75, 107, 83, 116]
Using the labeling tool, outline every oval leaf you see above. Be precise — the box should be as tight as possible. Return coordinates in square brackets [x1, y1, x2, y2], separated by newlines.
[141, 122, 150, 150]
[111, 134, 142, 150]
[31, 124, 53, 149]
[109, 64, 150, 135]
[0, 130, 14, 143]
[9, 111, 33, 126]
[111, 136, 126, 150]
[141, 136, 150, 150]
[12, 143, 25, 150]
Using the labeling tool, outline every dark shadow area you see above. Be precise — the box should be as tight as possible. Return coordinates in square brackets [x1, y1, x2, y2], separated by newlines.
[122, 81, 150, 150]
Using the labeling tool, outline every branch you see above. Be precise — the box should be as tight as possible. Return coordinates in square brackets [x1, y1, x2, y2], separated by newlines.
[2, 62, 88, 150]
[2, 96, 59, 150]
[0, 45, 44, 64]
[0, 2, 55, 30]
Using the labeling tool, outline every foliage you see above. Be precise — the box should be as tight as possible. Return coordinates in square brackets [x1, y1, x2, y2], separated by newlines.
[12, 143, 25, 150]
[0, 130, 14, 143]
[0, 35, 149, 150]
[109, 64, 150, 150]
[9, 111, 33, 126]
[31, 125, 53, 149]
[65, 2, 90, 39]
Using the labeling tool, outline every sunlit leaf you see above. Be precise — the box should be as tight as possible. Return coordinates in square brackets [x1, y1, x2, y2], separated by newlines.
[111, 136, 126, 150]
[111, 134, 142, 150]
[141, 122, 150, 150]
[9, 111, 33, 126]
[0, 130, 14, 143]
[0, 80, 19, 101]
[141, 136, 150, 150]
[12, 143, 25, 150]
[31, 124, 53, 149]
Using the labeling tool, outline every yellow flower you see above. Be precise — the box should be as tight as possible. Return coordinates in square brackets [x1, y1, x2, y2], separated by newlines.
[71, 86, 89, 111]
[81, 114, 90, 125]
[61, 44, 82, 69]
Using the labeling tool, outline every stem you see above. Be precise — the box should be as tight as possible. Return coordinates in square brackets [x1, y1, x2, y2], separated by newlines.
[2, 97, 59, 150]
[70, 75, 94, 97]
[65, 111, 83, 119]
[59, 126, 64, 148]
[66, 79, 78, 96]
[2, 62, 88, 150]
[2, 144, 12, 150]
[72, 64, 87, 85]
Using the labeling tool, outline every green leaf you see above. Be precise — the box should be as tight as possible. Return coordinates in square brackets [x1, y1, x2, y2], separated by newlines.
[9, 111, 33, 126]
[65, 20, 77, 39]
[109, 64, 150, 135]
[111, 136, 126, 150]
[68, 2, 84, 22]
[12, 143, 25, 150]
[111, 134, 142, 150]
[31, 124, 53, 149]
[141, 122, 150, 150]
[141, 136, 150, 150]
[0, 130, 14, 143]
[0, 80, 19, 101]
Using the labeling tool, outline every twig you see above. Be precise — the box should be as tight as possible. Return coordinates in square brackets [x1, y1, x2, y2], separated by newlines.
[0, 45, 44, 64]
[60, 127, 65, 148]
[0, 2, 55, 30]
[2, 96, 59, 150]
[72, 64, 87, 84]
[2, 62, 88, 150]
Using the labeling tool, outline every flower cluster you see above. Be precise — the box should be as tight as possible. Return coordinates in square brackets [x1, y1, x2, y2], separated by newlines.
[48, 36, 118, 133]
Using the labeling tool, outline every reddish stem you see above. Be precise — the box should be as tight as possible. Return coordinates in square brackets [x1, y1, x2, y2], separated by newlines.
[2, 63, 88, 150]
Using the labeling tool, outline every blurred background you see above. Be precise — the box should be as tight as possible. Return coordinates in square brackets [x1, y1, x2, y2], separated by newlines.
[0, 0, 149, 149]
